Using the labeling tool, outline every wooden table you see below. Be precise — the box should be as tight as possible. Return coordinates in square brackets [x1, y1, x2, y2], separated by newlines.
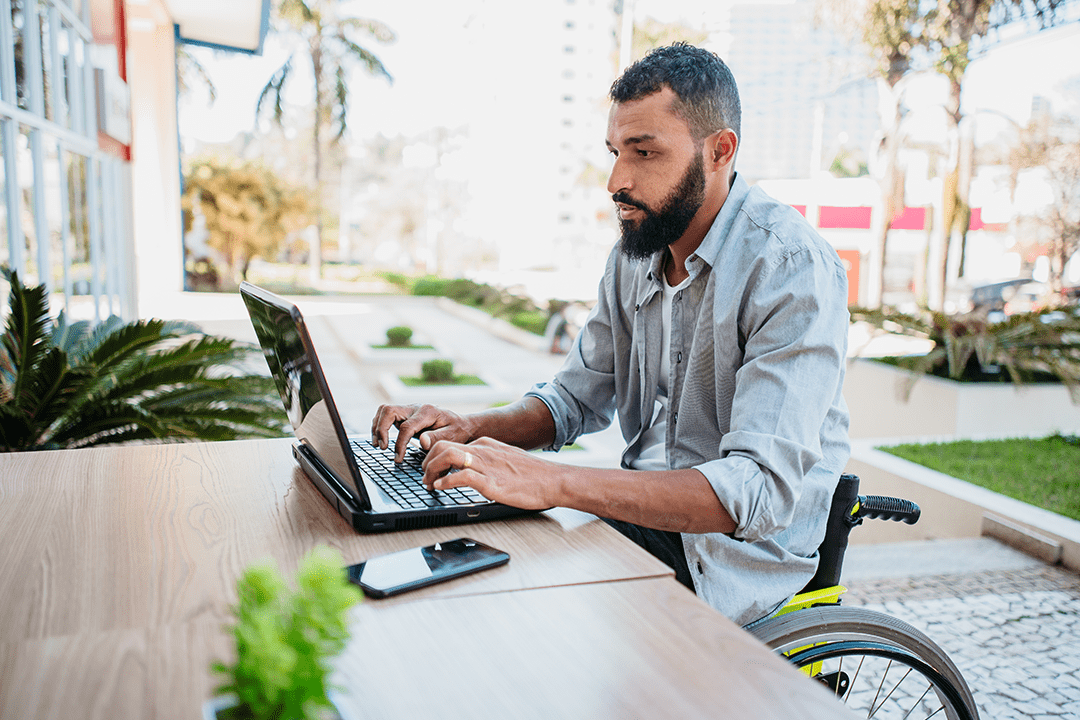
[0, 438, 857, 719]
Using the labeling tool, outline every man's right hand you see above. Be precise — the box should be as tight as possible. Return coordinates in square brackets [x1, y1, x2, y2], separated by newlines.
[370, 403, 476, 463]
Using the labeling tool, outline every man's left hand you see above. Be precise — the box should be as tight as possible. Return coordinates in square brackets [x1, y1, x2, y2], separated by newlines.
[421, 437, 564, 511]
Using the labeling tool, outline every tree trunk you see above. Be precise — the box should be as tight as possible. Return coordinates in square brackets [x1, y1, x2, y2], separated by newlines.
[872, 78, 905, 308]
[936, 77, 964, 311]
[310, 42, 324, 283]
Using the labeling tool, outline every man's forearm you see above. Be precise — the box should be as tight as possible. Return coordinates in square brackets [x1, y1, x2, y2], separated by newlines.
[549, 464, 737, 535]
[465, 396, 557, 451]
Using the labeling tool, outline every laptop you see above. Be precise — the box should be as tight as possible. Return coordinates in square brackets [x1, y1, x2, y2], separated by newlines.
[239, 281, 531, 532]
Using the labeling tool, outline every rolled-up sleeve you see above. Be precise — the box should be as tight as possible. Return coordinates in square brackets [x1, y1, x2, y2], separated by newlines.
[694, 245, 849, 543]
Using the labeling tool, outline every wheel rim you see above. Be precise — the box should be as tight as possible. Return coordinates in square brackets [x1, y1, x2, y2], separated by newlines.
[786, 641, 975, 720]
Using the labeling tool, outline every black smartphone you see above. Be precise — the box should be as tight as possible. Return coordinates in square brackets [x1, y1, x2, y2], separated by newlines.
[346, 538, 510, 598]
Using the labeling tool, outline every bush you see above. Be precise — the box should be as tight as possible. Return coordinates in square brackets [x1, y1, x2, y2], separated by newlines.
[421, 359, 455, 383]
[510, 310, 549, 336]
[211, 546, 361, 720]
[411, 276, 454, 297]
[851, 305, 1080, 402]
[385, 326, 413, 347]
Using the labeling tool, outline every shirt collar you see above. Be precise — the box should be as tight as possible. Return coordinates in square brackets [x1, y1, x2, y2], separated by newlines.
[693, 172, 750, 269]
[631, 172, 751, 307]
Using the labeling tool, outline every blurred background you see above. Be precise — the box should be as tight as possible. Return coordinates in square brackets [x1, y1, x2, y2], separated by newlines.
[3, 0, 1080, 321]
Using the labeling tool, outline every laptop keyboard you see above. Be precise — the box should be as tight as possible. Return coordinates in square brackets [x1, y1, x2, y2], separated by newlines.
[349, 440, 490, 509]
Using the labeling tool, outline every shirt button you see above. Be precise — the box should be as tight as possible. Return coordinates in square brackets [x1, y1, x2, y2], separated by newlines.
[677, 352, 682, 363]
[672, 413, 678, 424]
[635, 303, 640, 311]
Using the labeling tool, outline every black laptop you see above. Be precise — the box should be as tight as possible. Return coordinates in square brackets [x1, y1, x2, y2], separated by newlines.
[239, 281, 531, 532]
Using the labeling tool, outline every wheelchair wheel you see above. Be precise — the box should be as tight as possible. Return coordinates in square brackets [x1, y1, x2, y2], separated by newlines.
[747, 606, 979, 720]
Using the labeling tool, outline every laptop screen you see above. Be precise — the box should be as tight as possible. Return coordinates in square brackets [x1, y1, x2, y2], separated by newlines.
[240, 283, 364, 503]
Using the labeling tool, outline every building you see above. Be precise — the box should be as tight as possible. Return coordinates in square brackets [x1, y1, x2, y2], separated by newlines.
[723, 0, 879, 183]
[1, 0, 268, 321]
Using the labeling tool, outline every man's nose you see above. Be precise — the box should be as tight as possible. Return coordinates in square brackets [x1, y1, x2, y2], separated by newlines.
[607, 156, 631, 195]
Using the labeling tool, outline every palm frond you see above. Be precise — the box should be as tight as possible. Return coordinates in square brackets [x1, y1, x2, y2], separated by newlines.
[256, 58, 295, 127]
[335, 34, 392, 82]
[338, 16, 396, 44]
[1, 268, 53, 408]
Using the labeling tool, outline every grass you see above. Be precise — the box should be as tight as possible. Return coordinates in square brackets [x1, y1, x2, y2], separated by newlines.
[879, 434, 1080, 521]
[370, 343, 435, 350]
[399, 374, 486, 387]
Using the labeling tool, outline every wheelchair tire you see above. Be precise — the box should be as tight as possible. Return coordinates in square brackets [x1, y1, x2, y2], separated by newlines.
[747, 606, 979, 720]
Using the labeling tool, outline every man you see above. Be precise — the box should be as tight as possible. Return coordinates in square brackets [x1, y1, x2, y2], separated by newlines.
[371, 43, 850, 626]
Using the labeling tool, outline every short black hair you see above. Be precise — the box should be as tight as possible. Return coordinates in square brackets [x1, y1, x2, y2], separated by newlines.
[609, 42, 741, 145]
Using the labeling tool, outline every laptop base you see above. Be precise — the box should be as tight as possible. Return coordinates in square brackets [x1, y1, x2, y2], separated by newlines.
[292, 443, 532, 533]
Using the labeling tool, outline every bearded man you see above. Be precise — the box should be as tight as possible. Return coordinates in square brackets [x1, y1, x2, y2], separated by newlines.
[370, 43, 851, 626]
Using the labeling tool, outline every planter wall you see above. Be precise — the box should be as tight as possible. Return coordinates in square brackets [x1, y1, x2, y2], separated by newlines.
[843, 357, 1080, 440]
[845, 440, 1080, 572]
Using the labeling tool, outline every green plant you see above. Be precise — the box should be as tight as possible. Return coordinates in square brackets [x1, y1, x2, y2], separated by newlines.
[879, 434, 1080, 521]
[851, 305, 1080, 402]
[509, 310, 549, 336]
[212, 546, 362, 719]
[0, 268, 288, 451]
[384, 326, 413, 347]
[421, 358, 454, 383]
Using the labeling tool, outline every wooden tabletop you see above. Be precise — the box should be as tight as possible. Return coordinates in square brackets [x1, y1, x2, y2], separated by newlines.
[0, 438, 856, 719]
[0, 438, 672, 641]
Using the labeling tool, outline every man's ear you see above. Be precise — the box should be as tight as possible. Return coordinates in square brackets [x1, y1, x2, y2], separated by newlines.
[708, 128, 738, 170]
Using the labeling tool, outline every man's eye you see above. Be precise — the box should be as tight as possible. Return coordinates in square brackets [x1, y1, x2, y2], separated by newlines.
[637, 150, 651, 158]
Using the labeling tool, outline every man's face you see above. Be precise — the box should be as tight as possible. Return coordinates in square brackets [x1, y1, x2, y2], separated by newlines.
[606, 87, 708, 262]
[615, 153, 705, 262]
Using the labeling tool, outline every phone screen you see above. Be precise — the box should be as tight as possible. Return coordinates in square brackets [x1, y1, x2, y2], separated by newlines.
[347, 538, 509, 597]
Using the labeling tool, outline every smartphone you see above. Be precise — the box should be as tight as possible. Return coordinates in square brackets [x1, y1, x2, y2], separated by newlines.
[346, 538, 509, 598]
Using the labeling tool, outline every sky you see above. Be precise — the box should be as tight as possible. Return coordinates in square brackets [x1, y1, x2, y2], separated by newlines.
[179, 1, 1080, 166]
[178, 0, 1080, 152]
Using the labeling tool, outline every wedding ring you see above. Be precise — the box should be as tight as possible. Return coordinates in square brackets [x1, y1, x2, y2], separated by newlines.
[463, 451, 473, 469]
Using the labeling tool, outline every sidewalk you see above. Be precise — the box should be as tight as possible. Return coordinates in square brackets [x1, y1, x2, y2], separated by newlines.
[154, 290, 1080, 720]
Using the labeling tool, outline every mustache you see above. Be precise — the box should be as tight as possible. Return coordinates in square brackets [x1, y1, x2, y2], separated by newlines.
[612, 192, 649, 212]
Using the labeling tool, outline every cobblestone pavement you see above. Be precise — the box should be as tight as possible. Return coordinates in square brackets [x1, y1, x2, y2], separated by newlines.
[844, 565, 1080, 719]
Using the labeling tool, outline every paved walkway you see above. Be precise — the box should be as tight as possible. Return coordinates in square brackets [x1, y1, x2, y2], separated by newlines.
[844, 540, 1080, 719]
[151, 289, 1080, 720]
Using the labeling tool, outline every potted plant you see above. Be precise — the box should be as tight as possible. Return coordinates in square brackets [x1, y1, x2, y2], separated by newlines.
[846, 305, 1080, 439]
[207, 546, 362, 720]
[0, 267, 287, 450]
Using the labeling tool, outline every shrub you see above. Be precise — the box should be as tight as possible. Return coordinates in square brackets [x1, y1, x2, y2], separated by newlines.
[385, 326, 413, 347]
[421, 359, 455, 383]
[211, 546, 361, 720]
[510, 310, 549, 336]
[411, 276, 453, 297]
[0, 267, 288, 451]
[851, 305, 1080, 402]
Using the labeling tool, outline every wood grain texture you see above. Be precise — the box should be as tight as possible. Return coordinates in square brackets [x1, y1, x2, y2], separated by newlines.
[334, 578, 859, 720]
[0, 581, 856, 720]
[0, 439, 671, 642]
[0, 440, 854, 720]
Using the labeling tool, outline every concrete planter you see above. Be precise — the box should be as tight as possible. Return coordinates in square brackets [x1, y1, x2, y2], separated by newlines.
[378, 372, 514, 406]
[845, 440, 1080, 572]
[843, 357, 1080, 440]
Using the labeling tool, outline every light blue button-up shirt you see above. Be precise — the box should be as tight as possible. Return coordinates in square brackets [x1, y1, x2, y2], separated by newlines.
[526, 173, 851, 626]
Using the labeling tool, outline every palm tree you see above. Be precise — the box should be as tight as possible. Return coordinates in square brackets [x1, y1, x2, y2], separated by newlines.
[256, 0, 394, 279]
[0, 268, 288, 451]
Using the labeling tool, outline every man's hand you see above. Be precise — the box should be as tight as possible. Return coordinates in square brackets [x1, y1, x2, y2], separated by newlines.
[370, 403, 476, 463]
[421, 437, 563, 511]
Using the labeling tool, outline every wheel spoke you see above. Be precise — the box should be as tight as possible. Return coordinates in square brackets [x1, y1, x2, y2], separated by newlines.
[869, 667, 912, 719]
[900, 684, 934, 720]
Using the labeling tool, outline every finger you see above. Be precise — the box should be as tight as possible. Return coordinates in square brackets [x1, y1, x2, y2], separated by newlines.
[433, 468, 478, 492]
[420, 440, 465, 487]
[371, 405, 409, 449]
[391, 406, 440, 462]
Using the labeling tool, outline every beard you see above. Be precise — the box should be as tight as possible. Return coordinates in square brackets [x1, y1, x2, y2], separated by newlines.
[615, 153, 707, 262]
